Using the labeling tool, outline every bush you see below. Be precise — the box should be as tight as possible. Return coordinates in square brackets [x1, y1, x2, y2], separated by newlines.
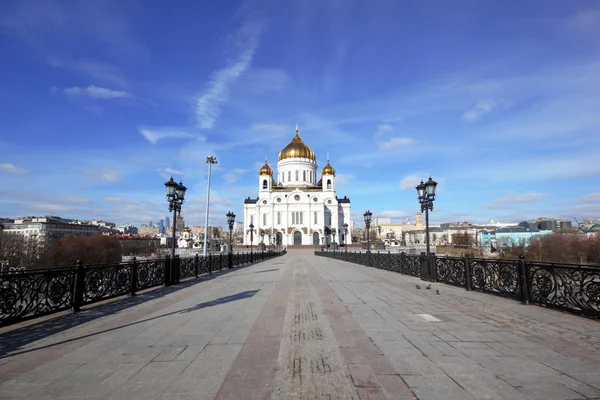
[501, 233, 600, 265]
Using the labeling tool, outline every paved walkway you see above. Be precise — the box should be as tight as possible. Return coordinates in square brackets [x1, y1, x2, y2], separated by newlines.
[1, 250, 599, 400]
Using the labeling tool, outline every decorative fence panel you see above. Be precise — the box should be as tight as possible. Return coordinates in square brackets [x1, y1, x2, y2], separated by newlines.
[1, 250, 285, 326]
[83, 263, 132, 305]
[315, 250, 600, 320]
[527, 262, 600, 319]
[0, 268, 76, 325]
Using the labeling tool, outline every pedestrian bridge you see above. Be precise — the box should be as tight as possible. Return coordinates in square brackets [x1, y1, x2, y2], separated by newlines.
[1, 250, 599, 399]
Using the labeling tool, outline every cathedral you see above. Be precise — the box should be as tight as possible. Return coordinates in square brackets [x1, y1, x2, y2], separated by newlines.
[243, 125, 351, 247]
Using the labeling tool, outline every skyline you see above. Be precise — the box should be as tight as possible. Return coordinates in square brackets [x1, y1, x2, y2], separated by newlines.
[1, 0, 599, 227]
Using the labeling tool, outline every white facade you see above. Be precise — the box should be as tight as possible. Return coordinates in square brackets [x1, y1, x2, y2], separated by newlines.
[243, 126, 351, 247]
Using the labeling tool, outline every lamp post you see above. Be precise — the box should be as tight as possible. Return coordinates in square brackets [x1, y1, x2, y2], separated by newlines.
[343, 223, 348, 252]
[164, 177, 187, 285]
[364, 210, 372, 253]
[249, 223, 254, 262]
[203, 156, 218, 257]
[226, 211, 235, 268]
[332, 228, 337, 257]
[378, 225, 382, 241]
[416, 177, 438, 281]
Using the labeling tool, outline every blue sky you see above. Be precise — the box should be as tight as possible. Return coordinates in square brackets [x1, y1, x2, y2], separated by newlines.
[1, 0, 599, 228]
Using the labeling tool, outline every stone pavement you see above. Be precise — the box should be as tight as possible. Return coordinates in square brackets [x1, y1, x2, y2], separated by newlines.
[1, 250, 599, 400]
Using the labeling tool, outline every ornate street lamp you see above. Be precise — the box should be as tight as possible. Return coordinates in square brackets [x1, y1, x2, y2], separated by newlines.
[343, 223, 349, 252]
[363, 210, 372, 253]
[416, 176, 438, 281]
[226, 211, 235, 268]
[165, 177, 187, 285]
[249, 223, 254, 262]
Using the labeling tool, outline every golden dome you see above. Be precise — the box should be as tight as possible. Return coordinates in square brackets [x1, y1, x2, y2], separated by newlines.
[183, 226, 191, 233]
[259, 160, 273, 176]
[278, 125, 316, 161]
[322, 161, 336, 175]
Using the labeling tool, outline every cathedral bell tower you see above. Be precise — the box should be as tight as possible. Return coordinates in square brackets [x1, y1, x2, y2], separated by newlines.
[258, 160, 275, 193]
[321, 157, 336, 192]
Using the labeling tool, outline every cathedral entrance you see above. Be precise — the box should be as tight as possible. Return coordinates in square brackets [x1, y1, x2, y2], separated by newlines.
[293, 231, 302, 245]
[312, 232, 319, 246]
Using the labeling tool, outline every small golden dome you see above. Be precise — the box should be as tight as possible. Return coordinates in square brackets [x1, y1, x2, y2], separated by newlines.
[259, 160, 273, 176]
[322, 161, 336, 175]
[183, 226, 191, 232]
[278, 125, 316, 161]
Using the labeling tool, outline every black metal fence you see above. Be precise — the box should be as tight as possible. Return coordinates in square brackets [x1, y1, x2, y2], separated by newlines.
[315, 250, 600, 319]
[0, 250, 285, 326]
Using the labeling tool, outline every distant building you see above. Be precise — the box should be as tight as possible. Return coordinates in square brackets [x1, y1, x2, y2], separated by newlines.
[479, 227, 553, 248]
[3, 216, 101, 245]
[139, 225, 159, 236]
[175, 215, 185, 232]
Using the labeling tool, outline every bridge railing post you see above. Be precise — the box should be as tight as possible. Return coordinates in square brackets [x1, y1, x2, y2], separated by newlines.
[518, 255, 530, 305]
[73, 260, 85, 312]
[130, 257, 138, 296]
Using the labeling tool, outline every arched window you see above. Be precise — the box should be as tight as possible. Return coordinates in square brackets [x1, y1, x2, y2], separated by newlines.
[292, 212, 295, 224]
[263, 180, 267, 189]
[288, 171, 291, 181]
[303, 171, 306, 181]
[295, 171, 299, 181]
[314, 212, 317, 224]
[263, 214, 267, 226]
[277, 212, 281, 225]
[327, 179, 332, 189]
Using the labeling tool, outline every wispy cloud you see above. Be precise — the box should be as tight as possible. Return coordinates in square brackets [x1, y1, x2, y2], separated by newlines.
[224, 168, 248, 184]
[400, 175, 421, 190]
[462, 99, 511, 122]
[251, 123, 287, 134]
[580, 192, 600, 203]
[0, 163, 28, 174]
[47, 57, 129, 87]
[483, 192, 548, 210]
[83, 169, 122, 183]
[139, 128, 197, 144]
[335, 173, 355, 185]
[378, 137, 414, 150]
[158, 167, 183, 180]
[195, 22, 261, 129]
[53, 85, 130, 99]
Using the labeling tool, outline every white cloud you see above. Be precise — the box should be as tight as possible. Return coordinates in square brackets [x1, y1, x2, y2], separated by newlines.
[483, 192, 548, 209]
[22, 203, 74, 212]
[56, 85, 130, 99]
[378, 137, 414, 150]
[377, 210, 411, 219]
[462, 99, 511, 122]
[335, 173, 355, 185]
[196, 22, 261, 129]
[378, 124, 393, 132]
[224, 168, 248, 184]
[0, 163, 28, 174]
[251, 123, 287, 134]
[83, 169, 122, 182]
[400, 175, 422, 190]
[139, 128, 196, 144]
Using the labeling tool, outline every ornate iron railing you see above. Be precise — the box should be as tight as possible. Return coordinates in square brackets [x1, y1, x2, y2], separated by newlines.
[1, 250, 285, 326]
[315, 250, 600, 319]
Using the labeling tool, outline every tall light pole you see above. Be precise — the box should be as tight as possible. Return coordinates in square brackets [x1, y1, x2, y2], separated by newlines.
[332, 228, 337, 257]
[416, 177, 438, 280]
[164, 177, 187, 285]
[343, 223, 348, 252]
[249, 223, 254, 262]
[364, 210, 372, 253]
[226, 211, 235, 268]
[203, 156, 218, 257]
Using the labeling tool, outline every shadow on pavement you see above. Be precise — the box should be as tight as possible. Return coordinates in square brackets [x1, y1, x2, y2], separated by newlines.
[0, 260, 269, 358]
[0, 289, 260, 359]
